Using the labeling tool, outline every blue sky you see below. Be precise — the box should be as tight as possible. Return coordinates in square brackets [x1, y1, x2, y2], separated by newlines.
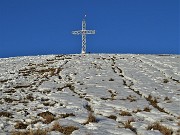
[0, 0, 179, 58]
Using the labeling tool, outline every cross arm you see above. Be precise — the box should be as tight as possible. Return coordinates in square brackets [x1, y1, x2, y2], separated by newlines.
[72, 30, 95, 35]
[85, 30, 95, 34]
[72, 30, 82, 35]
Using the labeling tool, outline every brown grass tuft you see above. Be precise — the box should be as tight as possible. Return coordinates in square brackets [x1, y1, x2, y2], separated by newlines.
[26, 94, 34, 101]
[60, 113, 75, 118]
[163, 79, 169, 83]
[14, 122, 28, 129]
[127, 95, 137, 102]
[11, 129, 47, 135]
[0, 111, 12, 117]
[4, 97, 13, 103]
[133, 108, 142, 113]
[107, 115, 117, 120]
[164, 96, 170, 101]
[37, 111, 55, 124]
[143, 107, 151, 112]
[51, 122, 79, 135]
[109, 78, 114, 81]
[84, 112, 97, 124]
[146, 95, 165, 112]
[66, 84, 75, 91]
[147, 122, 173, 135]
[120, 111, 132, 116]
[124, 118, 136, 133]
[84, 104, 92, 112]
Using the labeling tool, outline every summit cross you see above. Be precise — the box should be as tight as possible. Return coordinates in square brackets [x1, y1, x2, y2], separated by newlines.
[72, 15, 95, 54]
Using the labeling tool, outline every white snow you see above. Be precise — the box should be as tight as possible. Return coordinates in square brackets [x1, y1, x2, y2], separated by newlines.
[0, 54, 179, 135]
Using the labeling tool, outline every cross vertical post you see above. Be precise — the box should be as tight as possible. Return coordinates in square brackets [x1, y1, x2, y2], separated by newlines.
[72, 16, 95, 54]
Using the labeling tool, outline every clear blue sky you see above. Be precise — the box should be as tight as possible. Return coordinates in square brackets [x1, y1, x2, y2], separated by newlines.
[0, 0, 179, 58]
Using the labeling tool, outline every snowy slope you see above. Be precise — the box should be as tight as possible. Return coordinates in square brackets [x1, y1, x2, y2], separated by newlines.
[0, 54, 179, 135]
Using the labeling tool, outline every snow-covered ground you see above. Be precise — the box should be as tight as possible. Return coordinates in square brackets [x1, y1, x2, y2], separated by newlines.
[0, 54, 179, 135]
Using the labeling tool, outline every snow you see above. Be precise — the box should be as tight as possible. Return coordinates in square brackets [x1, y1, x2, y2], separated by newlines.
[0, 54, 179, 135]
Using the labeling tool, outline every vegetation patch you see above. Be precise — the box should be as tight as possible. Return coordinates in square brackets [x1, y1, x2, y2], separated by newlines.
[38, 111, 55, 124]
[14, 122, 28, 129]
[26, 94, 34, 101]
[109, 78, 114, 81]
[0, 111, 12, 117]
[51, 122, 78, 135]
[133, 109, 142, 113]
[108, 90, 117, 99]
[107, 115, 117, 120]
[60, 113, 75, 118]
[84, 112, 97, 124]
[0, 79, 8, 83]
[66, 84, 75, 91]
[124, 118, 136, 134]
[163, 79, 169, 83]
[146, 95, 166, 113]
[3, 89, 16, 93]
[147, 122, 173, 135]
[127, 95, 137, 102]
[11, 129, 47, 135]
[84, 104, 93, 112]
[143, 107, 151, 112]
[4, 97, 14, 103]
[120, 111, 132, 116]
[101, 97, 110, 100]
[164, 96, 170, 101]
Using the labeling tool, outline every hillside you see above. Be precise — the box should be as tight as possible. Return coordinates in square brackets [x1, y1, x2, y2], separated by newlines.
[0, 54, 179, 135]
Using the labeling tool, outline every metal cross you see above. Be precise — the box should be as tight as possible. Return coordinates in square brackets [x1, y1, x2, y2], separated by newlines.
[72, 15, 95, 54]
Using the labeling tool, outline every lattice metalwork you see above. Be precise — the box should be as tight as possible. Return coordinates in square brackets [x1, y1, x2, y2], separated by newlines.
[72, 16, 95, 54]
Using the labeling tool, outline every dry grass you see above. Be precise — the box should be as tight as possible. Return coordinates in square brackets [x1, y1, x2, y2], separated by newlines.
[13, 85, 30, 89]
[84, 112, 97, 124]
[0, 79, 8, 83]
[124, 118, 136, 133]
[146, 95, 165, 112]
[84, 104, 92, 112]
[38, 68, 57, 76]
[26, 94, 34, 101]
[60, 113, 75, 118]
[127, 95, 137, 102]
[120, 111, 132, 116]
[0, 111, 12, 117]
[37, 111, 55, 124]
[85, 98, 91, 102]
[11, 129, 48, 135]
[133, 108, 142, 113]
[108, 90, 117, 99]
[107, 115, 117, 120]
[147, 122, 173, 135]
[100, 97, 109, 100]
[143, 107, 151, 112]
[109, 78, 114, 81]
[51, 122, 78, 135]
[164, 96, 170, 101]
[3, 89, 16, 93]
[14, 122, 28, 129]
[66, 84, 75, 91]
[163, 79, 169, 83]
[4, 97, 13, 103]
[20, 65, 61, 77]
